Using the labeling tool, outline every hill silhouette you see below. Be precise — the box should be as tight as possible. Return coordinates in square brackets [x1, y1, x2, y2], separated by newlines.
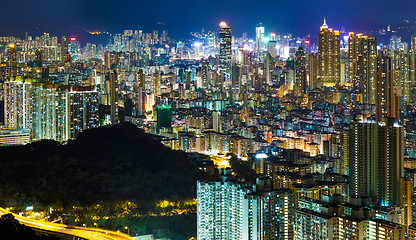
[0, 123, 206, 207]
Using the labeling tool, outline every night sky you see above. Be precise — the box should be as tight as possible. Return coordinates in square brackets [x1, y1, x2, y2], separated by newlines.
[4, 0, 416, 37]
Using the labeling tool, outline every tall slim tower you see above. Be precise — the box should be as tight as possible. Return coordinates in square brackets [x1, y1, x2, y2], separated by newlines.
[152, 69, 161, 96]
[135, 69, 145, 116]
[318, 19, 340, 86]
[7, 44, 17, 77]
[410, 35, 416, 102]
[307, 53, 319, 90]
[219, 22, 232, 73]
[295, 46, 307, 97]
[376, 52, 396, 122]
[255, 23, 265, 57]
[60, 36, 71, 65]
[107, 70, 118, 124]
[348, 33, 377, 104]
[393, 49, 410, 102]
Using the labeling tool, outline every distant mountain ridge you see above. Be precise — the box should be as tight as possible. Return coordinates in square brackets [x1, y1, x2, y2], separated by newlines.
[0, 18, 109, 45]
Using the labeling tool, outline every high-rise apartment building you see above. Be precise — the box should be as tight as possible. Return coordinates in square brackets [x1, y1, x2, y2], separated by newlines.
[376, 52, 397, 122]
[295, 46, 307, 97]
[255, 23, 265, 60]
[60, 36, 71, 65]
[307, 53, 319, 90]
[318, 19, 340, 86]
[106, 70, 119, 125]
[347, 33, 377, 104]
[7, 44, 17, 77]
[197, 178, 250, 240]
[294, 197, 407, 240]
[345, 116, 404, 207]
[219, 22, 232, 73]
[393, 50, 410, 102]
[197, 176, 294, 240]
[4, 77, 32, 129]
[245, 187, 294, 240]
[410, 35, 416, 102]
[4, 77, 99, 142]
[152, 69, 161, 96]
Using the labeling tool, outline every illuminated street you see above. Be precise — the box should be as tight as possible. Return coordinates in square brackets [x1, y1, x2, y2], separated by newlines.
[0, 207, 133, 240]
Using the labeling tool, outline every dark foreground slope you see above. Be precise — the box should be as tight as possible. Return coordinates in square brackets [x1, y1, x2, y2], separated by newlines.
[0, 123, 205, 206]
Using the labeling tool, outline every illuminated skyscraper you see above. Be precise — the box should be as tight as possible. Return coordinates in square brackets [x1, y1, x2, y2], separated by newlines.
[376, 52, 397, 122]
[307, 53, 319, 90]
[410, 35, 416, 102]
[231, 63, 240, 101]
[197, 178, 250, 240]
[197, 176, 294, 240]
[345, 116, 404, 207]
[318, 19, 340, 86]
[106, 70, 119, 124]
[7, 44, 17, 77]
[219, 22, 232, 73]
[135, 69, 145, 116]
[255, 23, 265, 56]
[412, 34, 416, 50]
[213, 110, 221, 133]
[295, 46, 307, 97]
[4, 77, 31, 129]
[7, 44, 17, 68]
[63, 86, 100, 140]
[35, 49, 42, 67]
[4, 78, 99, 142]
[60, 36, 71, 65]
[30, 82, 60, 141]
[152, 69, 161, 96]
[245, 187, 294, 240]
[393, 50, 410, 102]
[347, 33, 377, 104]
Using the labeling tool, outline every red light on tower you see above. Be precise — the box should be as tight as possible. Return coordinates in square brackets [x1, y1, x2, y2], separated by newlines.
[70, 37, 77, 41]
[304, 40, 310, 44]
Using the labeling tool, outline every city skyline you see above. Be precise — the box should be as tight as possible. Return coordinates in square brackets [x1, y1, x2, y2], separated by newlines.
[3, 3, 416, 239]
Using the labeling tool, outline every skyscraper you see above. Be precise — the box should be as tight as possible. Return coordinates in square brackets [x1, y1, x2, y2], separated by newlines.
[255, 23, 265, 57]
[376, 52, 397, 122]
[347, 33, 377, 104]
[393, 49, 410, 102]
[4, 78, 99, 142]
[151, 69, 161, 96]
[213, 110, 221, 133]
[4, 77, 31, 129]
[245, 187, 294, 240]
[307, 53, 319, 90]
[197, 176, 294, 240]
[7, 44, 17, 77]
[60, 36, 71, 65]
[410, 35, 416, 102]
[318, 19, 340, 86]
[106, 70, 119, 124]
[295, 46, 307, 97]
[197, 178, 250, 240]
[345, 115, 404, 207]
[7, 44, 17, 68]
[219, 22, 232, 73]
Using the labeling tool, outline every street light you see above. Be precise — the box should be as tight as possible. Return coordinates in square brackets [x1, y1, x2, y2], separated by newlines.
[125, 226, 129, 235]
[94, 222, 97, 228]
